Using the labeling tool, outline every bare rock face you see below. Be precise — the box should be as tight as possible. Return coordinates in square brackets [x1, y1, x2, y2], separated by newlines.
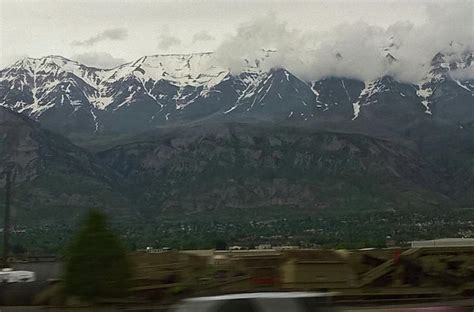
[98, 124, 449, 219]
[0, 106, 473, 224]
[0, 107, 129, 224]
[0, 107, 40, 185]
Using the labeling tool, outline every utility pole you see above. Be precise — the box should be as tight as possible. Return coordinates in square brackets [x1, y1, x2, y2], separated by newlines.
[2, 165, 13, 268]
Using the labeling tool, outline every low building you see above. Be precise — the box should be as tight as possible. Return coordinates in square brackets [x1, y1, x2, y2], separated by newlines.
[410, 238, 474, 248]
[280, 250, 355, 290]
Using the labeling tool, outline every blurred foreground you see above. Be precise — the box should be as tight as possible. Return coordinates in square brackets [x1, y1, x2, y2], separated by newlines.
[1, 245, 474, 310]
[0, 300, 473, 311]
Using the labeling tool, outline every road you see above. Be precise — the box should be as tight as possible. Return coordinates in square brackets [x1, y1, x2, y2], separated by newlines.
[0, 299, 473, 312]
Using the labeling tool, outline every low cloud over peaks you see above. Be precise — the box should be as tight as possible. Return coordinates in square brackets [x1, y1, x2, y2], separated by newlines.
[72, 52, 126, 69]
[72, 28, 128, 47]
[213, 1, 473, 83]
[157, 26, 182, 51]
[158, 36, 181, 51]
[192, 31, 215, 43]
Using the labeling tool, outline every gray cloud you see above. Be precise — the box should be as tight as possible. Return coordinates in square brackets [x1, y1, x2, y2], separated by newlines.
[192, 30, 215, 43]
[158, 35, 181, 50]
[72, 28, 128, 47]
[213, 1, 473, 83]
[450, 66, 474, 81]
[71, 52, 126, 69]
[157, 26, 182, 51]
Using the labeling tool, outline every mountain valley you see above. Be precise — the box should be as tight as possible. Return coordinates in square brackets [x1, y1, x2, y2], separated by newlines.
[0, 49, 473, 250]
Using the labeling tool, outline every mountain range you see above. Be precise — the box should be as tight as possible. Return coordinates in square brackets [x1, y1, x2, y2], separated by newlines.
[0, 49, 473, 230]
[0, 50, 472, 135]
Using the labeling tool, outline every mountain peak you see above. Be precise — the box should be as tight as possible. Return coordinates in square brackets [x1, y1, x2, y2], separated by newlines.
[385, 53, 397, 64]
[430, 52, 446, 67]
[147, 51, 214, 58]
[0, 49, 472, 135]
[14, 55, 75, 66]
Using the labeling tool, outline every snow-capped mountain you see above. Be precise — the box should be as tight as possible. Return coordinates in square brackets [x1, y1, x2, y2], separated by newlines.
[0, 50, 472, 134]
[415, 51, 473, 123]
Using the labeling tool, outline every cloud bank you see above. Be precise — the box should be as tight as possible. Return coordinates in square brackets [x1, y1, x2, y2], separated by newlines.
[213, 1, 473, 83]
[72, 28, 128, 47]
[158, 35, 181, 50]
[71, 52, 126, 69]
[192, 30, 215, 43]
[157, 26, 182, 51]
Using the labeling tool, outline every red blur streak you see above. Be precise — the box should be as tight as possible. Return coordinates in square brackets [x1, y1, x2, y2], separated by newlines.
[393, 249, 401, 265]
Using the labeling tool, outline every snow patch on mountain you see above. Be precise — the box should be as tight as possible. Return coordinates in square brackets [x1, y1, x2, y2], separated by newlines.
[103, 53, 229, 88]
[0, 49, 472, 134]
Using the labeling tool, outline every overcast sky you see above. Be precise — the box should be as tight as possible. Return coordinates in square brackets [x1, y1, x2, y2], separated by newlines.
[0, 0, 470, 69]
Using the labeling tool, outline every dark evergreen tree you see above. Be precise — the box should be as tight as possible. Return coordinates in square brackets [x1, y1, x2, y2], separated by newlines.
[64, 210, 131, 300]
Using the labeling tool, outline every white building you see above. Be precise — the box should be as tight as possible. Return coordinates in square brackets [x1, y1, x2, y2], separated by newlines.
[0, 268, 36, 283]
[410, 238, 474, 248]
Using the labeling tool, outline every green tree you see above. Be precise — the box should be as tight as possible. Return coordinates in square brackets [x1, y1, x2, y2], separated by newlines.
[64, 210, 131, 301]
